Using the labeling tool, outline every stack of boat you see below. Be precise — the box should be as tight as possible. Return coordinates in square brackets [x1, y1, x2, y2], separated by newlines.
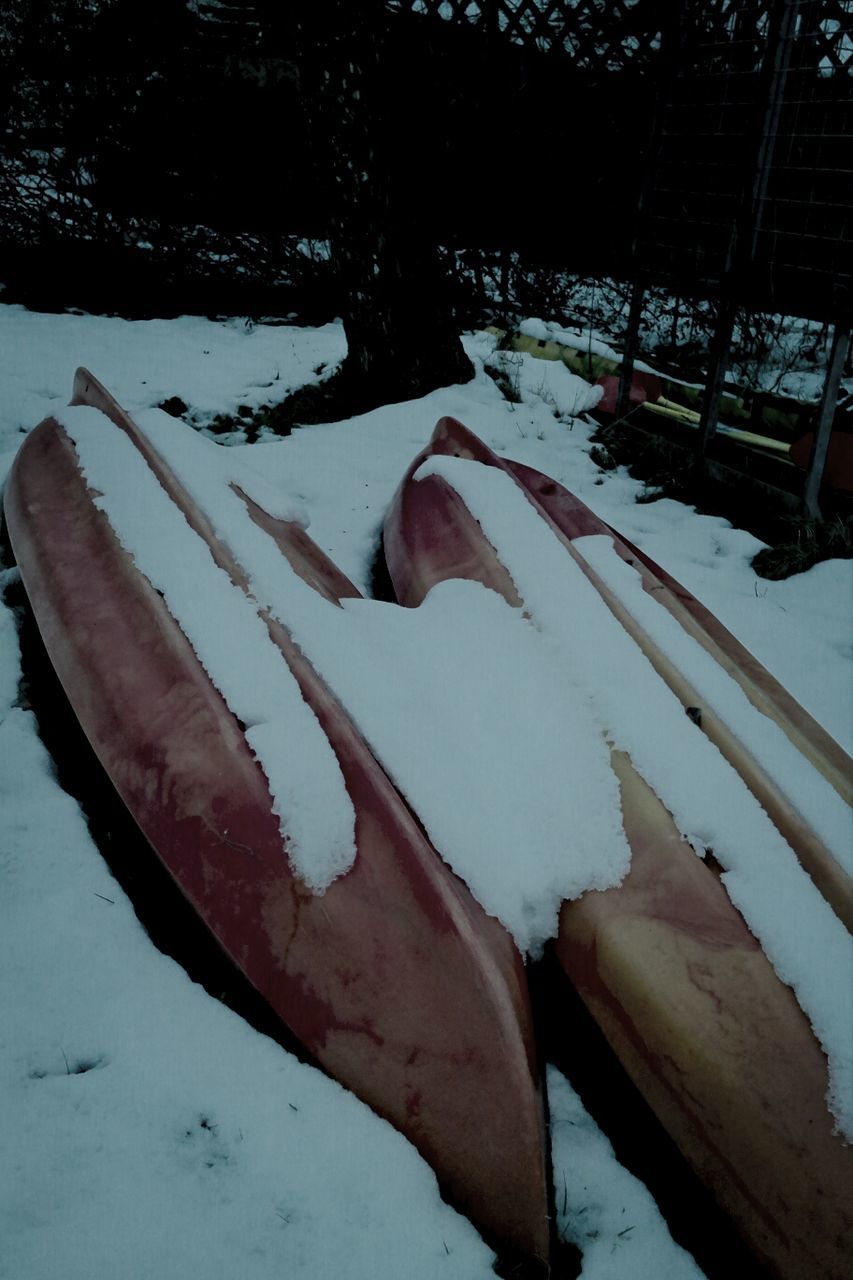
[4, 373, 851, 1278]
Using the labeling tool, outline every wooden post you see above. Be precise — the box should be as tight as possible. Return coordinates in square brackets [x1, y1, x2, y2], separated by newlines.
[616, 278, 645, 420]
[697, 294, 738, 455]
[802, 325, 851, 521]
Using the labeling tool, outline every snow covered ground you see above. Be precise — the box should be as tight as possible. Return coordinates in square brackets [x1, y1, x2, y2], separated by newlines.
[1, 304, 850, 1279]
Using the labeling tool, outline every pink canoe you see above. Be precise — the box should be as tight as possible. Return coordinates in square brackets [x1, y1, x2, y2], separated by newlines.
[386, 417, 852, 931]
[383, 415, 853, 1280]
[4, 375, 551, 1268]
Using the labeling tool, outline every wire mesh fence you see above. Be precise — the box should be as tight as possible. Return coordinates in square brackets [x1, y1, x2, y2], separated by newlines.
[387, 0, 665, 67]
[1, 0, 849, 327]
[631, 0, 852, 321]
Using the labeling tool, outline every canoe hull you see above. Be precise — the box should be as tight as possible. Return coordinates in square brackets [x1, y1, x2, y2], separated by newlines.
[388, 416, 852, 928]
[383, 414, 853, 1280]
[4, 390, 552, 1266]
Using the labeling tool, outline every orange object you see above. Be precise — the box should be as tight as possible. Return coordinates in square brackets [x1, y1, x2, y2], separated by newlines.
[595, 370, 663, 413]
[790, 429, 853, 491]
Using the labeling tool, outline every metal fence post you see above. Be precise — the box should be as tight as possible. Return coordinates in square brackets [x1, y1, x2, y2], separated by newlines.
[802, 324, 851, 520]
[698, 294, 739, 454]
[616, 279, 646, 419]
[697, 0, 798, 458]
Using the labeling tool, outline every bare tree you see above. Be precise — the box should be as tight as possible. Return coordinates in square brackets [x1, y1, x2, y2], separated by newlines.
[292, 1, 474, 412]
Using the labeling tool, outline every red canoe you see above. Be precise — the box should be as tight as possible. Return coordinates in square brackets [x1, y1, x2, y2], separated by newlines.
[385, 417, 852, 932]
[383, 415, 853, 1280]
[4, 375, 552, 1268]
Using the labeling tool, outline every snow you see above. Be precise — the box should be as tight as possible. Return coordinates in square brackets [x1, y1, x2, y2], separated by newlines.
[518, 314, 668, 385]
[498, 348, 606, 419]
[521, 315, 625, 366]
[1, 301, 851, 1278]
[549, 1068, 706, 1280]
[573, 533, 853, 878]
[58, 406, 357, 894]
[300, 583, 631, 954]
[0, 306, 345, 464]
[520, 316, 551, 343]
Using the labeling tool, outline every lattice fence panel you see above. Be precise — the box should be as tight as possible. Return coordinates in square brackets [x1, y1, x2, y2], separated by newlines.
[631, 0, 852, 319]
[387, 0, 665, 68]
[755, 0, 853, 310]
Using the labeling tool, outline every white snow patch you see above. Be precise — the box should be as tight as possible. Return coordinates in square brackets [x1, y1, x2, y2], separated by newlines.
[520, 317, 551, 342]
[0, 307, 345, 442]
[0, 567, 23, 714]
[548, 1067, 707, 1279]
[57, 405, 357, 894]
[574, 533, 853, 877]
[514, 353, 605, 418]
[313, 584, 632, 954]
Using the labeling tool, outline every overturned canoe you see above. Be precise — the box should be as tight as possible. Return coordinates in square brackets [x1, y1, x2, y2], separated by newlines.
[386, 416, 852, 931]
[383, 415, 853, 1280]
[4, 376, 552, 1268]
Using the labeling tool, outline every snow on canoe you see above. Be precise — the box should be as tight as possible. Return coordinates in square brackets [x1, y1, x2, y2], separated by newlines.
[383, 415, 853, 1280]
[3, 376, 551, 1268]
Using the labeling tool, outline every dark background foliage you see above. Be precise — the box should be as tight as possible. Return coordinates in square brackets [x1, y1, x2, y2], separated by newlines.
[0, 0, 850, 325]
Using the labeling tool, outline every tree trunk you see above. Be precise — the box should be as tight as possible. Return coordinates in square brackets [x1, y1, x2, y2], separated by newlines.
[314, 2, 475, 407]
[333, 224, 474, 404]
